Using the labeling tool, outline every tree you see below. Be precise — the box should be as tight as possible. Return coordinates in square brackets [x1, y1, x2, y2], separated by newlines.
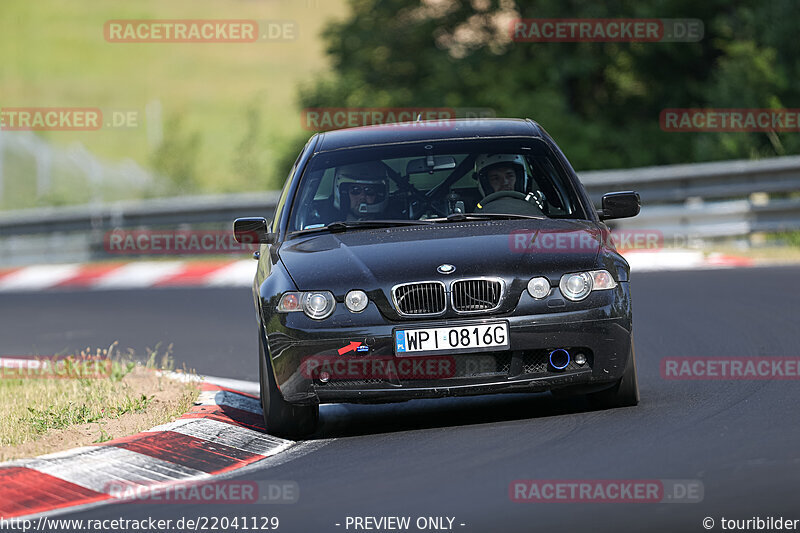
[294, 0, 800, 171]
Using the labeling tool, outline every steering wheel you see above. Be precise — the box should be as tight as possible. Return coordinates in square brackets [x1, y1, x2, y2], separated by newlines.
[479, 190, 529, 205]
[477, 190, 545, 215]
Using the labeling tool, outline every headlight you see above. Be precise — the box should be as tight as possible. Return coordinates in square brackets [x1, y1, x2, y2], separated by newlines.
[345, 290, 369, 312]
[559, 272, 593, 301]
[277, 291, 336, 319]
[303, 291, 336, 319]
[527, 277, 550, 299]
[558, 270, 617, 301]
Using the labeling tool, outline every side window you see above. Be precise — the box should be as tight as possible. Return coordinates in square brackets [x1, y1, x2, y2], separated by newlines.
[527, 156, 575, 216]
[314, 168, 336, 200]
[275, 137, 314, 231]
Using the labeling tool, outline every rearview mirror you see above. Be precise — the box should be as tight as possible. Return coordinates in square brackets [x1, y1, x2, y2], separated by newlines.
[599, 191, 640, 220]
[406, 155, 457, 175]
[233, 217, 277, 244]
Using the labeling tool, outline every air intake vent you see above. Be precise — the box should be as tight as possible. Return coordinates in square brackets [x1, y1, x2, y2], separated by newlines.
[392, 282, 446, 316]
[451, 278, 503, 313]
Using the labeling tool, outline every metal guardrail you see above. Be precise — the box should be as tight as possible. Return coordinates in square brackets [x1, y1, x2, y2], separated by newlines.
[0, 192, 280, 236]
[0, 156, 799, 266]
[580, 155, 800, 239]
[580, 155, 800, 204]
[0, 192, 280, 266]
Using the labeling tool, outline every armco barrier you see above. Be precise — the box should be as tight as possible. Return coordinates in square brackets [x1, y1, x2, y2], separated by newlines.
[0, 156, 799, 266]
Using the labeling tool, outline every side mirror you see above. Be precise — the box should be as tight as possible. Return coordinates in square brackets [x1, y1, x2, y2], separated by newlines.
[233, 217, 277, 244]
[599, 191, 640, 221]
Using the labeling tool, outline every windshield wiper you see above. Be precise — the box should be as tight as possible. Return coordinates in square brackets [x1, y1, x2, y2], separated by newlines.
[430, 213, 544, 223]
[290, 219, 434, 236]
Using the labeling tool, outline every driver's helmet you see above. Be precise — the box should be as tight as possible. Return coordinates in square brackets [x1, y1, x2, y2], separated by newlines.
[474, 154, 528, 196]
[332, 161, 389, 217]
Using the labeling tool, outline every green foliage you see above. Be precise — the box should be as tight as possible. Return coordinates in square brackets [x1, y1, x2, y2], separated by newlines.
[110, 360, 137, 383]
[93, 423, 113, 444]
[0, 0, 348, 204]
[297, 0, 800, 170]
[766, 231, 800, 247]
[24, 393, 151, 436]
[232, 101, 269, 187]
[26, 404, 99, 434]
[112, 394, 152, 417]
[150, 113, 203, 193]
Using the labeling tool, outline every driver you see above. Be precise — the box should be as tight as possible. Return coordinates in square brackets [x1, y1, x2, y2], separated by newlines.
[332, 161, 390, 220]
[473, 154, 544, 216]
[474, 154, 528, 195]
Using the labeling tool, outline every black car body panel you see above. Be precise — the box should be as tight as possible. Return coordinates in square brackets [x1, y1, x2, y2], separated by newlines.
[314, 118, 541, 152]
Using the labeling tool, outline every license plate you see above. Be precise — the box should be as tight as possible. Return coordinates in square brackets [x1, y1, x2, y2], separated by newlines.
[394, 322, 509, 356]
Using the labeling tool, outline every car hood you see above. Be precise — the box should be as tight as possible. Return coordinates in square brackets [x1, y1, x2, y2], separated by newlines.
[279, 219, 603, 291]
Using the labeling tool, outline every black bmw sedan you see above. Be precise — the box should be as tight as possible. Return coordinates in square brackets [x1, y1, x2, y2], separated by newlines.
[234, 118, 641, 437]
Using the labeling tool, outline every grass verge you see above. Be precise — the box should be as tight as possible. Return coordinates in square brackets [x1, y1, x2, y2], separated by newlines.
[0, 343, 199, 462]
[704, 245, 800, 264]
[0, 0, 348, 208]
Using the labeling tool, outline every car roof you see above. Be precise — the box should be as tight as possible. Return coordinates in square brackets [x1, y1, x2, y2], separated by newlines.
[314, 118, 543, 152]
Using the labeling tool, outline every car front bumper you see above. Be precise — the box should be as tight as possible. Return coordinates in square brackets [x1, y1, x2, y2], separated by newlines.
[264, 283, 633, 404]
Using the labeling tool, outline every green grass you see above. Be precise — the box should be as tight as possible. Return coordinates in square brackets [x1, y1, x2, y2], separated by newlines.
[766, 230, 800, 247]
[0, 0, 347, 207]
[0, 344, 195, 450]
[25, 395, 150, 436]
[93, 423, 113, 444]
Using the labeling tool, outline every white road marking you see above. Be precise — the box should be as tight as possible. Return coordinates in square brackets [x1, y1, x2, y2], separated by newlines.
[0, 264, 82, 291]
[622, 250, 705, 271]
[204, 260, 255, 287]
[194, 389, 263, 415]
[158, 371, 261, 395]
[199, 375, 261, 395]
[91, 261, 187, 289]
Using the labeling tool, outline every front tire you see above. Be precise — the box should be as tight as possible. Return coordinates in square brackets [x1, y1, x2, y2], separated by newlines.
[259, 335, 319, 439]
[588, 341, 640, 408]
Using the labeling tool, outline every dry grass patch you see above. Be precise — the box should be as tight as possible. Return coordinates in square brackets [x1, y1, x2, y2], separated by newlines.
[0, 345, 199, 462]
[705, 246, 800, 264]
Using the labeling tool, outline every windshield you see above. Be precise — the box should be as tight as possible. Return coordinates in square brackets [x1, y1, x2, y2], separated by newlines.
[288, 138, 587, 232]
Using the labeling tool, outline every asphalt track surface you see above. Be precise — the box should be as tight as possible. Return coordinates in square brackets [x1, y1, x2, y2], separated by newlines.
[2, 265, 799, 532]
